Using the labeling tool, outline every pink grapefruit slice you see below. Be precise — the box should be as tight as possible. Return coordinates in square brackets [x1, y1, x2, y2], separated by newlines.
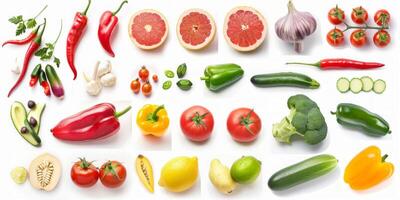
[224, 6, 267, 52]
[129, 9, 169, 50]
[177, 9, 216, 50]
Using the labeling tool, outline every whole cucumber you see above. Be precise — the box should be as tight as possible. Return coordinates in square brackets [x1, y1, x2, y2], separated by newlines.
[251, 72, 320, 89]
[268, 154, 337, 191]
[331, 103, 391, 136]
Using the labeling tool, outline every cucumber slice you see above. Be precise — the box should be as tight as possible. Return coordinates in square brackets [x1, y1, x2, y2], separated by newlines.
[373, 79, 386, 94]
[361, 76, 374, 92]
[350, 78, 363, 94]
[336, 77, 350, 93]
[10, 102, 41, 147]
[27, 103, 46, 134]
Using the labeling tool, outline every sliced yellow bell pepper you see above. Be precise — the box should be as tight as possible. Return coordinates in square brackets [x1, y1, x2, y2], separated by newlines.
[344, 145, 394, 190]
[136, 104, 169, 137]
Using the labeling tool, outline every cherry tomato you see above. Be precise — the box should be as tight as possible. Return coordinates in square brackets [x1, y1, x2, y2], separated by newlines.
[227, 108, 262, 143]
[373, 30, 391, 48]
[351, 6, 368, 24]
[138, 66, 149, 81]
[328, 5, 345, 25]
[180, 105, 214, 142]
[152, 74, 158, 82]
[99, 161, 126, 188]
[350, 29, 367, 48]
[130, 78, 141, 94]
[374, 9, 390, 26]
[142, 81, 152, 97]
[326, 28, 345, 47]
[70, 158, 99, 188]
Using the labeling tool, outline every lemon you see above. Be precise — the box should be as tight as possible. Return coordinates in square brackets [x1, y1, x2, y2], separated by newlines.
[10, 167, 28, 184]
[158, 156, 198, 192]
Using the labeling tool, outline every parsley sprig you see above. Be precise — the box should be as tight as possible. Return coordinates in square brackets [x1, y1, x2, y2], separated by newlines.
[35, 21, 63, 67]
[8, 5, 48, 36]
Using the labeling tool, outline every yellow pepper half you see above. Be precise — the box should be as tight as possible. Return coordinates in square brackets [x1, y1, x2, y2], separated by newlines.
[344, 145, 394, 190]
[136, 104, 169, 137]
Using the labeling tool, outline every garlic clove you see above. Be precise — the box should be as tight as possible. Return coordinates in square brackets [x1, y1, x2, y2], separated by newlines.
[86, 81, 102, 96]
[100, 73, 117, 87]
[97, 60, 112, 78]
[11, 58, 21, 74]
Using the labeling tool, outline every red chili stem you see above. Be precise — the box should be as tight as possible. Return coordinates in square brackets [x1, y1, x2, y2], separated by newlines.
[112, 0, 128, 15]
[81, 0, 92, 16]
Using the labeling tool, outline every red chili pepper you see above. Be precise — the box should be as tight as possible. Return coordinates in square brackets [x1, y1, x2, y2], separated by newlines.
[51, 103, 131, 141]
[39, 70, 51, 96]
[66, 0, 91, 80]
[286, 58, 384, 70]
[29, 64, 42, 87]
[8, 19, 46, 97]
[98, 0, 128, 57]
[2, 25, 41, 47]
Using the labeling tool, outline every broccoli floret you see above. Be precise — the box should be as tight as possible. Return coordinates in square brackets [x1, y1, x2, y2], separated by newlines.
[272, 94, 327, 145]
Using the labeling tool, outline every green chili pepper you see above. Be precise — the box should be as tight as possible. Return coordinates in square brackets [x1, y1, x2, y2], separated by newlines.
[164, 70, 175, 78]
[200, 64, 244, 92]
[162, 80, 172, 90]
[177, 63, 187, 78]
[331, 103, 391, 136]
[177, 79, 192, 91]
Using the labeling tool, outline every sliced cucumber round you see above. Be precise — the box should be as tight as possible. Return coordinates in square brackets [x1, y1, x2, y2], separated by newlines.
[360, 76, 374, 92]
[336, 77, 350, 93]
[350, 78, 363, 94]
[373, 79, 386, 94]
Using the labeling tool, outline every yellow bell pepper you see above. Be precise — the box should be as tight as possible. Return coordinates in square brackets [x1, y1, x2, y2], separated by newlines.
[344, 145, 394, 190]
[136, 104, 169, 137]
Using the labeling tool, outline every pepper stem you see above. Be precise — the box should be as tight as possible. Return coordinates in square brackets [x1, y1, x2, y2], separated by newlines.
[286, 61, 321, 68]
[150, 105, 165, 122]
[81, 0, 92, 16]
[33, 5, 48, 19]
[330, 111, 337, 115]
[52, 20, 63, 45]
[34, 18, 46, 43]
[113, 0, 128, 15]
[382, 154, 389, 162]
[114, 105, 132, 118]
[200, 77, 209, 81]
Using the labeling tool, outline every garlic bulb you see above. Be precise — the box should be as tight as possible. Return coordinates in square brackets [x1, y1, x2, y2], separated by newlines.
[100, 73, 116, 87]
[84, 61, 102, 96]
[97, 60, 112, 77]
[275, 0, 317, 53]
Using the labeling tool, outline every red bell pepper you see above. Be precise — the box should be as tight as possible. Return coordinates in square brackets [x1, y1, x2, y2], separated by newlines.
[51, 103, 131, 141]
[98, 0, 128, 57]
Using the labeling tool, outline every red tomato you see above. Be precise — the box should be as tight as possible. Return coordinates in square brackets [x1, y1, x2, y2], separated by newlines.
[350, 29, 367, 48]
[152, 74, 159, 82]
[180, 106, 214, 142]
[142, 81, 152, 97]
[373, 30, 391, 48]
[138, 66, 149, 81]
[99, 161, 127, 188]
[328, 5, 345, 25]
[326, 28, 345, 47]
[351, 6, 368, 24]
[374, 9, 390, 26]
[70, 158, 99, 188]
[227, 108, 262, 143]
[130, 79, 141, 94]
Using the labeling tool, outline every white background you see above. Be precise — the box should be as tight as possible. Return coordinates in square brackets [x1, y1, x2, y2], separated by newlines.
[0, 0, 398, 199]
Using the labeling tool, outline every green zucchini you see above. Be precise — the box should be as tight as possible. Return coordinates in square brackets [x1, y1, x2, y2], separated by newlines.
[373, 79, 386, 94]
[336, 77, 350, 93]
[250, 72, 320, 89]
[350, 78, 362, 94]
[361, 76, 374, 92]
[268, 154, 337, 191]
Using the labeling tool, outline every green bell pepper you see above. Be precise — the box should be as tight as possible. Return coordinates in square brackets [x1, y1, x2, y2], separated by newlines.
[200, 64, 244, 91]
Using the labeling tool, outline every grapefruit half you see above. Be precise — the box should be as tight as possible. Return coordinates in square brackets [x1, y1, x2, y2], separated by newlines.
[224, 6, 267, 52]
[177, 9, 216, 50]
[129, 9, 169, 50]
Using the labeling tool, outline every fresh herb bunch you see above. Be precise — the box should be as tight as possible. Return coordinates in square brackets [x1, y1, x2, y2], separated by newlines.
[35, 21, 62, 67]
[8, 5, 47, 36]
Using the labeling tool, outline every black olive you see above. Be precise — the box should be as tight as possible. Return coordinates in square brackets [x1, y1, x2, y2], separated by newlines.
[20, 127, 28, 134]
[29, 117, 38, 127]
[27, 100, 36, 109]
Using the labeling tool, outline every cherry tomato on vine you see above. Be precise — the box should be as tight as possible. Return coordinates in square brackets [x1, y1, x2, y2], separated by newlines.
[142, 81, 152, 97]
[350, 29, 367, 48]
[130, 79, 141, 94]
[70, 158, 99, 188]
[328, 5, 345, 25]
[99, 161, 126, 188]
[227, 108, 262, 143]
[180, 105, 214, 142]
[138, 66, 149, 81]
[374, 10, 390, 26]
[327, 28, 345, 47]
[152, 74, 159, 82]
[351, 6, 368, 24]
[373, 30, 391, 48]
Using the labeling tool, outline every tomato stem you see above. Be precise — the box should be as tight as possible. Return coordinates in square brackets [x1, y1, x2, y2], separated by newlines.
[343, 22, 389, 32]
